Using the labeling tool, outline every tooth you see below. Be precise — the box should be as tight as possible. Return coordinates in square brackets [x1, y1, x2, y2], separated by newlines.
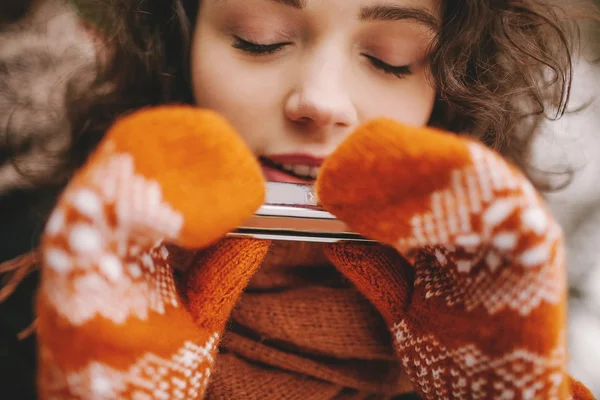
[283, 164, 294, 172]
[293, 165, 311, 177]
[309, 167, 319, 179]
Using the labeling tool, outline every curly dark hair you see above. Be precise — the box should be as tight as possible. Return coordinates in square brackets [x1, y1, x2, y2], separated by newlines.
[0, 3, 593, 395]
[37, 0, 594, 190]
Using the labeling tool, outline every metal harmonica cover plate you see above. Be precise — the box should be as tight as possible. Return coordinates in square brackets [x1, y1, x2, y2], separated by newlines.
[228, 182, 372, 243]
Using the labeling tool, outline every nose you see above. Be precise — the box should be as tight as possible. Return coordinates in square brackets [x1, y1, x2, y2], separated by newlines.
[284, 57, 357, 130]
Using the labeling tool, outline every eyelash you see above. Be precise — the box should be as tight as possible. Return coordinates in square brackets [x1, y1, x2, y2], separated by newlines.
[232, 37, 290, 55]
[232, 37, 413, 79]
[362, 54, 413, 79]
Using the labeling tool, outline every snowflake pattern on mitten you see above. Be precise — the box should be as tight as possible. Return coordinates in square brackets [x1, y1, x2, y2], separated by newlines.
[319, 119, 589, 399]
[36, 107, 270, 399]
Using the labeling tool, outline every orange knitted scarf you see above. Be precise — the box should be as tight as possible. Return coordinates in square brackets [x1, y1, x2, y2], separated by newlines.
[34, 106, 593, 399]
[182, 241, 415, 399]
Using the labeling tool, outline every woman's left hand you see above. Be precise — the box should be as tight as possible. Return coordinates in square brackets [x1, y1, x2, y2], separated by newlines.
[316, 119, 591, 399]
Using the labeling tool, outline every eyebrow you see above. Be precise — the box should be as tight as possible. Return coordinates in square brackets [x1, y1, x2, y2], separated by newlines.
[267, 1, 439, 30]
[268, 0, 305, 8]
[359, 5, 439, 29]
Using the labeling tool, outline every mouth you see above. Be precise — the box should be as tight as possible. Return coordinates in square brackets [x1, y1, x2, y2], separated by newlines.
[259, 154, 324, 184]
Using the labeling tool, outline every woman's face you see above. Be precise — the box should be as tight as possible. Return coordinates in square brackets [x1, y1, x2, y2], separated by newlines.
[192, 0, 439, 183]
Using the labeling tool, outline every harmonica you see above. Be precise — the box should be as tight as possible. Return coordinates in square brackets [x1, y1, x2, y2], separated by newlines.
[228, 182, 373, 243]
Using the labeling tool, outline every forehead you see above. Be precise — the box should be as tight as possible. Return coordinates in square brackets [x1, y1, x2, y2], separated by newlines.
[213, 0, 442, 28]
[258, 0, 438, 8]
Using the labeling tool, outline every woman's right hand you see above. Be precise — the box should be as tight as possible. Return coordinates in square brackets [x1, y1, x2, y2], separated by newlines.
[36, 106, 271, 399]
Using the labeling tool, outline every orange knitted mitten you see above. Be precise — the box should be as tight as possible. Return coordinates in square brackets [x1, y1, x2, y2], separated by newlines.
[36, 107, 270, 399]
[317, 120, 593, 399]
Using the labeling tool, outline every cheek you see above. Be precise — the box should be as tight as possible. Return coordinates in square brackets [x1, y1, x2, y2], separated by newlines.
[191, 31, 282, 151]
[192, 39, 257, 116]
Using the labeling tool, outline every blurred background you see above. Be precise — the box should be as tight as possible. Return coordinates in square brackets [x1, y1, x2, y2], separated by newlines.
[533, 14, 600, 394]
[0, 0, 599, 398]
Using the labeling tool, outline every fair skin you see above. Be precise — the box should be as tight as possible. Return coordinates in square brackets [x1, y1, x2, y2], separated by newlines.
[192, 0, 440, 183]
[192, 0, 440, 264]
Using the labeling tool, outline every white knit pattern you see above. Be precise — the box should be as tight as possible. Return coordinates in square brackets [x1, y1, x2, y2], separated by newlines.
[42, 147, 184, 325]
[395, 142, 565, 316]
[392, 321, 566, 400]
[397, 143, 558, 270]
[43, 334, 219, 400]
[414, 244, 565, 316]
[44, 244, 178, 325]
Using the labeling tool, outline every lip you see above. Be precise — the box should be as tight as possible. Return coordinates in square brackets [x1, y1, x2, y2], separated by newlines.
[262, 153, 326, 167]
[260, 164, 313, 184]
[259, 153, 325, 184]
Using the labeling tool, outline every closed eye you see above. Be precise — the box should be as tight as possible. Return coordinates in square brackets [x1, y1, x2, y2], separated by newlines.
[232, 36, 292, 55]
[362, 54, 413, 79]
